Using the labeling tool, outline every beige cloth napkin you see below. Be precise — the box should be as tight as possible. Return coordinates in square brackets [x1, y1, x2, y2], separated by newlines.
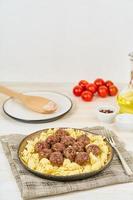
[1, 126, 133, 200]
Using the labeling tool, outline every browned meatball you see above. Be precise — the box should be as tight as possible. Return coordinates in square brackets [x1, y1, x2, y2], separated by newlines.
[61, 136, 76, 147]
[77, 135, 90, 146]
[35, 140, 50, 153]
[73, 141, 84, 152]
[52, 142, 65, 152]
[63, 146, 76, 161]
[39, 148, 52, 159]
[42, 141, 50, 149]
[75, 152, 89, 165]
[49, 152, 64, 166]
[86, 144, 101, 156]
[46, 135, 58, 146]
[35, 142, 44, 152]
[55, 129, 69, 141]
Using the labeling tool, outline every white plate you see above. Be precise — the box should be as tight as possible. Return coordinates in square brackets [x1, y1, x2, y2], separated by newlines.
[3, 91, 72, 123]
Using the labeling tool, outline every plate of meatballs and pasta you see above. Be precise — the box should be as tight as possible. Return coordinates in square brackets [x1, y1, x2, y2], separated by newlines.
[18, 128, 114, 181]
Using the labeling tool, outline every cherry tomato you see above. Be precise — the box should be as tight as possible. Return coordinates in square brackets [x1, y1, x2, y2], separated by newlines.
[98, 86, 108, 98]
[73, 85, 83, 96]
[79, 80, 89, 90]
[105, 80, 114, 88]
[86, 83, 97, 94]
[109, 85, 118, 96]
[81, 91, 93, 101]
[94, 78, 105, 88]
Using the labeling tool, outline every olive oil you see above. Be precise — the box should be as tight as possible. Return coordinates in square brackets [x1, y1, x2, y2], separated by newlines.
[117, 89, 133, 113]
[117, 52, 133, 113]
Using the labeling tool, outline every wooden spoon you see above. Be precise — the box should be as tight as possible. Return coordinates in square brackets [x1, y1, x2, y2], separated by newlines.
[0, 85, 57, 114]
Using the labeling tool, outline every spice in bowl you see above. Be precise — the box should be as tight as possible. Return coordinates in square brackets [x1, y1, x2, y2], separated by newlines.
[99, 109, 114, 114]
[96, 105, 118, 123]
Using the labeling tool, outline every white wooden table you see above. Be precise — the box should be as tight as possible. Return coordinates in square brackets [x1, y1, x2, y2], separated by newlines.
[0, 82, 133, 200]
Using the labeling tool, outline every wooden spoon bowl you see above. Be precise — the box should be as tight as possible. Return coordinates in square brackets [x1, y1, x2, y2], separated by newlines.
[0, 86, 57, 114]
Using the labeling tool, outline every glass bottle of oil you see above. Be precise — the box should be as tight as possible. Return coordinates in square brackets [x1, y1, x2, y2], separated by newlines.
[117, 52, 133, 113]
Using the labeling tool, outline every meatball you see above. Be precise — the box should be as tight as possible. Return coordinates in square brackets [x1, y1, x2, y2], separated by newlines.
[61, 136, 76, 147]
[52, 142, 65, 152]
[86, 144, 101, 156]
[39, 148, 52, 159]
[75, 152, 89, 165]
[35, 142, 44, 152]
[42, 141, 50, 149]
[49, 152, 64, 166]
[46, 135, 58, 146]
[73, 141, 84, 152]
[55, 129, 69, 141]
[63, 146, 76, 161]
[77, 135, 90, 146]
[35, 141, 49, 151]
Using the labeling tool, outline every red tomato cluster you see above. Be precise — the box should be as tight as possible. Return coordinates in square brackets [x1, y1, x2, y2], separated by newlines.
[73, 79, 118, 102]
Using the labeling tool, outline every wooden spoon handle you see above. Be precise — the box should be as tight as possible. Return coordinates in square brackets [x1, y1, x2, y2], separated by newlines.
[0, 85, 24, 99]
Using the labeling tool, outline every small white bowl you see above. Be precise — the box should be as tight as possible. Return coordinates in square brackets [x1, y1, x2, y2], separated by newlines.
[115, 114, 133, 131]
[96, 105, 118, 123]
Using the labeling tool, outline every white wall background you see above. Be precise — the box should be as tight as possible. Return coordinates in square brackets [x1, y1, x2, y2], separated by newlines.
[0, 0, 133, 83]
